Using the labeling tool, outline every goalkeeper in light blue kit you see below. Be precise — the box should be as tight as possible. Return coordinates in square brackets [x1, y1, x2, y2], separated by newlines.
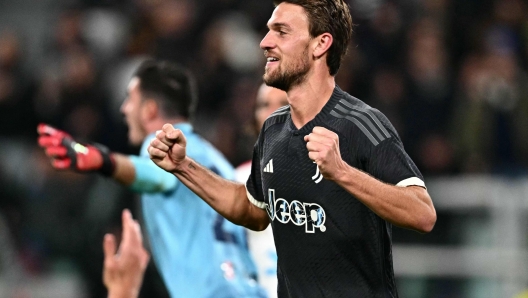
[37, 60, 266, 298]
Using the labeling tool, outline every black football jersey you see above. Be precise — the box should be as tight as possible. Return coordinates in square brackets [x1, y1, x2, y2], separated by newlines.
[246, 86, 425, 298]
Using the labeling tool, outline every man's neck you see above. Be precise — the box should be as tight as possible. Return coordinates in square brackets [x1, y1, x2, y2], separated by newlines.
[287, 74, 335, 129]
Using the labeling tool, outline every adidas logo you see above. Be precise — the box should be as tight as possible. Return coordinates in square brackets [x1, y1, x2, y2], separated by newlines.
[312, 163, 323, 184]
[263, 159, 274, 173]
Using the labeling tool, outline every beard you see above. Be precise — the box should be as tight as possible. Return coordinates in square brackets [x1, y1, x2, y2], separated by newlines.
[263, 46, 310, 91]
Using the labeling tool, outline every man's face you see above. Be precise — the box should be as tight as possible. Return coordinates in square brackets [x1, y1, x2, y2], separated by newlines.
[255, 85, 288, 131]
[121, 77, 147, 146]
[260, 3, 313, 91]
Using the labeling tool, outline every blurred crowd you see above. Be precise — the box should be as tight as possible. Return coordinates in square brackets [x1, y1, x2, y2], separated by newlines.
[0, 0, 527, 297]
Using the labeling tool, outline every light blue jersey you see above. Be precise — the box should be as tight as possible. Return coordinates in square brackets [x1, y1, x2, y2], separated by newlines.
[131, 123, 266, 298]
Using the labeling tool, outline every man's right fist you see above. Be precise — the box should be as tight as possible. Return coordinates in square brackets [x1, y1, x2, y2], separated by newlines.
[37, 123, 115, 176]
[148, 123, 188, 173]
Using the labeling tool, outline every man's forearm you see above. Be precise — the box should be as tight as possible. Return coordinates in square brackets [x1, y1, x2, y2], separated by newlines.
[112, 154, 136, 186]
[172, 156, 269, 231]
[333, 165, 436, 233]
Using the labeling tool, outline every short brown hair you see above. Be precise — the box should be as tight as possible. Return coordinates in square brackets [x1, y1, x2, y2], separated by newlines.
[134, 60, 197, 119]
[274, 0, 353, 75]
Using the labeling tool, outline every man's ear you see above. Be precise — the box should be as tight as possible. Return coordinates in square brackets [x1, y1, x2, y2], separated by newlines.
[312, 33, 333, 59]
[141, 99, 158, 122]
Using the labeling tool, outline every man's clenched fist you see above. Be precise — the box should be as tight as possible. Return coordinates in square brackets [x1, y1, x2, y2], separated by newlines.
[304, 126, 348, 181]
[148, 123, 188, 173]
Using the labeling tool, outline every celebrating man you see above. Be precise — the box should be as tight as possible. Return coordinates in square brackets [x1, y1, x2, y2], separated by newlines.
[149, 1, 436, 297]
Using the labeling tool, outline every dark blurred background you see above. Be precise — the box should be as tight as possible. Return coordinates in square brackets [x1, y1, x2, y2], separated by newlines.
[0, 0, 527, 297]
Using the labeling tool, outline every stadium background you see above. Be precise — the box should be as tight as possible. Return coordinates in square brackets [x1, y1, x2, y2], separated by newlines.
[0, 0, 527, 297]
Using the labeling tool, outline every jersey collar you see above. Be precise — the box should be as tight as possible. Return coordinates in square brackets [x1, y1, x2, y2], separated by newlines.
[288, 86, 344, 134]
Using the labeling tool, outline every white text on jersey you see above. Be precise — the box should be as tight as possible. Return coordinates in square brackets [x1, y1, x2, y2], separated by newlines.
[266, 189, 326, 233]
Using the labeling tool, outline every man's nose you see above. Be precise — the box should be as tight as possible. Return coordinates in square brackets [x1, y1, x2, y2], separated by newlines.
[260, 31, 274, 50]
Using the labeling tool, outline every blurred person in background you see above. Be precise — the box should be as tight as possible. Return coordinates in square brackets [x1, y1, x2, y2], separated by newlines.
[34, 46, 111, 144]
[0, 29, 37, 138]
[149, 0, 436, 296]
[34, 7, 127, 153]
[404, 18, 456, 175]
[37, 60, 266, 298]
[451, 33, 528, 174]
[0, 67, 30, 292]
[235, 83, 288, 298]
[190, 12, 263, 156]
[356, 1, 406, 69]
[0, 210, 27, 297]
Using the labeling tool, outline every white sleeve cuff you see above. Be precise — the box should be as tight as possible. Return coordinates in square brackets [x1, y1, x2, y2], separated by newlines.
[246, 186, 267, 209]
[396, 177, 426, 189]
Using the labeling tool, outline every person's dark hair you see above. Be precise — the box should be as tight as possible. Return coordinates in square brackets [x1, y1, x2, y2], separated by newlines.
[133, 60, 197, 119]
[273, 0, 353, 76]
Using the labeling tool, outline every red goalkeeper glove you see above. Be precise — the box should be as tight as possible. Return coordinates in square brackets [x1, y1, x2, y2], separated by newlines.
[37, 123, 116, 176]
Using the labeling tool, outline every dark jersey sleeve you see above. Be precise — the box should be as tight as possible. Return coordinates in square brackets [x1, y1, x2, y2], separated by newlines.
[362, 112, 425, 187]
[245, 133, 267, 208]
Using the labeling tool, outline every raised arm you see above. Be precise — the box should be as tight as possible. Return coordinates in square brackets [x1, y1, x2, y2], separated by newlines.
[103, 209, 149, 298]
[37, 123, 177, 193]
[305, 126, 436, 233]
[148, 124, 269, 231]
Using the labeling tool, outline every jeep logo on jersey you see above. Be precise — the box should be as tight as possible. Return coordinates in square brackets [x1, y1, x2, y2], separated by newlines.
[267, 189, 326, 233]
